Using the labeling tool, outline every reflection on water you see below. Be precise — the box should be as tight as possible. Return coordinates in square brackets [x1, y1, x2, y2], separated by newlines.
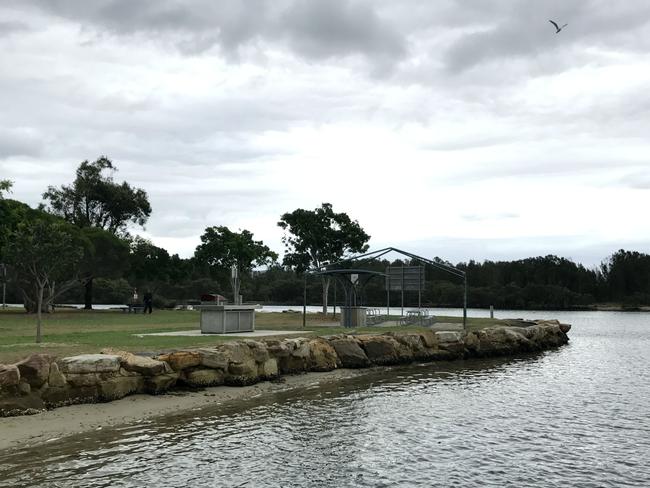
[1, 311, 650, 487]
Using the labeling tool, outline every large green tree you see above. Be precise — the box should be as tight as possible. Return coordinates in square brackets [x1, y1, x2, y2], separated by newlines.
[128, 236, 174, 289]
[3, 220, 84, 342]
[278, 203, 370, 313]
[79, 228, 131, 308]
[601, 250, 650, 303]
[1, 198, 56, 306]
[42, 157, 151, 308]
[194, 226, 277, 303]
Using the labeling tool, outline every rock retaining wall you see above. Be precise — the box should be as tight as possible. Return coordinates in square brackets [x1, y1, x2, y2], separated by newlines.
[0, 320, 570, 417]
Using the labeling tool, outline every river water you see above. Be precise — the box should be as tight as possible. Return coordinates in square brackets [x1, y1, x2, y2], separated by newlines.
[1, 311, 649, 487]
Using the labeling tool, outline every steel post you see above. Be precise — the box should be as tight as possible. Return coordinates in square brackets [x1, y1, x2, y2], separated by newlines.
[463, 275, 468, 330]
[401, 265, 404, 317]
[302, 274, 307, 328]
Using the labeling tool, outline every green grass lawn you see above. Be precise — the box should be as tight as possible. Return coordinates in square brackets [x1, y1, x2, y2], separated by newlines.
[0, 308, 503, 363]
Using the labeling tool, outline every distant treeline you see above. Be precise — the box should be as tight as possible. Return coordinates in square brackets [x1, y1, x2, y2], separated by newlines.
[2, 160, 650, 311]
[2, 232, 648, 311]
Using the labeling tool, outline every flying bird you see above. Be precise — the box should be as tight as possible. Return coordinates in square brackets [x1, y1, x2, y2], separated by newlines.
[549, 19, 568, 33]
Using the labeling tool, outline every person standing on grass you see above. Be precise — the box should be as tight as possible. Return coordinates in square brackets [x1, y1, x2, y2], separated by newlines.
[143, 290, 153, 314]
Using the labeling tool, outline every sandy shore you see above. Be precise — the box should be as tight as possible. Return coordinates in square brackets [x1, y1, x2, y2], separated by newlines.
[0, 369, 367, 452]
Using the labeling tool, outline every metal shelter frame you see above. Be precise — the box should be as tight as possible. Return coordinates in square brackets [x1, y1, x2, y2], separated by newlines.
[313, 269, 386, 327]
[301, 247, 468, 329]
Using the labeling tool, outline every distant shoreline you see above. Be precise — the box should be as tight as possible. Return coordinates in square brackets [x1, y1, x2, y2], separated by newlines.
[2, 303, 650, 313]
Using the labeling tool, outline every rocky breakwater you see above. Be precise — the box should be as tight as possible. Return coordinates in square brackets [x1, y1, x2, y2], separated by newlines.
[0, 320, 570, 417]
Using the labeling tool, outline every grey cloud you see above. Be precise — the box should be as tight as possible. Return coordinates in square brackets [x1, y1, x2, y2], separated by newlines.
[280, 1, 405, 65]
[0, 128, 43, 158]
[19, 0, 406, 70]
[0, 20, 29, 36]
[443, 1, 650, 72]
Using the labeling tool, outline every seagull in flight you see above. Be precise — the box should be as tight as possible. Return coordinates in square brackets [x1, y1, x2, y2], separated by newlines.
[549, 19, 568, 33]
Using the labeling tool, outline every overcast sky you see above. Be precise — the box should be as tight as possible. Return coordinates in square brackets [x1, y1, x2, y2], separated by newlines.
[1, 1, 649, 267]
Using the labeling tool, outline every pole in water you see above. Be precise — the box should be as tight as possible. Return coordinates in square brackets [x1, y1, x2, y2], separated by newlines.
[490, 305, 494, 319]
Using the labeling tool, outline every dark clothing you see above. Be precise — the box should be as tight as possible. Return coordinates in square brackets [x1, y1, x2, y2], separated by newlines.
[143, 292, 153, 314]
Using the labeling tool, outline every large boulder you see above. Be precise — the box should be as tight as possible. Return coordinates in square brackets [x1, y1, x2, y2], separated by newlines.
[156, 351, 201, 371]
[16, 354, 54, 388]
[98, 376, 143, 401]
[226, 358, 259, 386]
[476, 327, 534, 356]
[65, 373, 102, 388]
[219, 342, 255, 363]
[245, 341, 270, 363]
[48, 362, 67, 388]
[59, 354, 121, 374]
[197, 348, 229, 370]
[357, 335, 401, 365]
[417, 330, 438, 349]
[0, 364, 20, 387]
[389, 332, 436, 361]
[533, 322, 569, 347]
[258, 358, 279, 379]
[182, 368, 225, 387]
[265, 339, 292, 359]
[435, 331, 462, 343]
[435, 331, 465, 355]
[270, 338, 311, 374]
[307, 339, 340, 371]
[328, 337, 370, 368]
[102, 348, 167, 376]
[143, 373, 179, 395]
[41, 385, 99, 407]
[463, 331, 480, 354]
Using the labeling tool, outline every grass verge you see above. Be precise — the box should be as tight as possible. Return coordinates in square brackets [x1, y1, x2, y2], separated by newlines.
[0, 308, 503, 363]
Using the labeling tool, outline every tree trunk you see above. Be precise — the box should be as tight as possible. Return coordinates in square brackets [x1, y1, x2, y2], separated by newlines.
[36, 284, 44, 343]
[84, 277, 93, 310]
[321, 276, 330, 314]
[22, 287, 48, 313]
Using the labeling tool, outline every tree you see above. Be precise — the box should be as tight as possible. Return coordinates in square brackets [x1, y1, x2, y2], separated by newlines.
[3, 220, 84, 342]
[42, 157, 151, 308]
[194, 226, 277, 303]
[278, 203, 370, 313]
[128, 236, 174, 289]
[0, 179, 13, 199]
[1, 198, 59, 310]
[78, 228, 130, 308]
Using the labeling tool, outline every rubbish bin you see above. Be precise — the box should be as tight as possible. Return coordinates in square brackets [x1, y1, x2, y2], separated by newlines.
[340, 306, 367, 328]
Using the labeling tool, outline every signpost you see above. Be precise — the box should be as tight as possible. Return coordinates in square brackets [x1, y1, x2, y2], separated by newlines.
[230, 265, 240, 305]
[386, 265, 425, 316]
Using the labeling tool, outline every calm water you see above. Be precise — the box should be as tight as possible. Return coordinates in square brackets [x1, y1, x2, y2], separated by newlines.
[1, 311, 649, 487]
